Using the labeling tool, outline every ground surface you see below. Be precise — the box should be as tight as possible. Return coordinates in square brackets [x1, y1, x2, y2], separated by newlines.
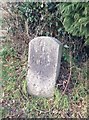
[1, 34, 88, 118]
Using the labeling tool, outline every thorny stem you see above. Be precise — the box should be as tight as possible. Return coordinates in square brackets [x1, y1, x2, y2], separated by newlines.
[62, 51, 72, 95]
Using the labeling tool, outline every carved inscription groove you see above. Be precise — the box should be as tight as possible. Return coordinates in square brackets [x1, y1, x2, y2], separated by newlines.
[30, 39, 56, 78]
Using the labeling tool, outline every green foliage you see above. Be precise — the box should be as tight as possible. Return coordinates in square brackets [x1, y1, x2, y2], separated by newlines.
[62, 47, 70, 62]
[8, 2, 62, 36]
[72, 83, 87, 102]
[54, 88, 69, 110]
[18, 2, 45, 21]
[1, 42, 87, 118]
[0, 46, 16, 61]
[59, 3, 89, 44]
[5, 2, 89, 43]
[0, 45, 17, 83]
[2, 3, 88, 118]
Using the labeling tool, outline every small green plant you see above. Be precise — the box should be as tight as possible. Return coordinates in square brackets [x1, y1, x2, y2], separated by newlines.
[0, 46, 16, 61]
[54, 88, 69, 110]
[62, 47, 70, 62]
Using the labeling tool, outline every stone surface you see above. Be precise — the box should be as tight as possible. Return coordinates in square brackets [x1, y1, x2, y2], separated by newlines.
[27, 36, 62, 98]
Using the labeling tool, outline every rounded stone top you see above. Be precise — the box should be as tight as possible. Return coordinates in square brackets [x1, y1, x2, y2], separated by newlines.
[29, 36, 62, 45]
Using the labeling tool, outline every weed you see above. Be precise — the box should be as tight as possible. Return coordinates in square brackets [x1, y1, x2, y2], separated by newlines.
[1, 40, 87, 118]
[54, 88, 69, 110]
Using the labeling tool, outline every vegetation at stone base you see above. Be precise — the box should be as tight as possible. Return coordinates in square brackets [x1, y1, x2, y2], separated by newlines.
[1, 38, 87, 118]
[1, 2, 88, 118]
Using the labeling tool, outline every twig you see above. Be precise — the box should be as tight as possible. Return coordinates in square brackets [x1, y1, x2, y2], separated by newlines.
[62, 51, 72, 95]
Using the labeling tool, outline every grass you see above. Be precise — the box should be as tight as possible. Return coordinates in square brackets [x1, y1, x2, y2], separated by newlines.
[1, 39, 88, 118]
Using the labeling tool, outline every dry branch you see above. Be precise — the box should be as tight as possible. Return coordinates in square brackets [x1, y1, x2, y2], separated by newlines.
[62, 51, 72, 95]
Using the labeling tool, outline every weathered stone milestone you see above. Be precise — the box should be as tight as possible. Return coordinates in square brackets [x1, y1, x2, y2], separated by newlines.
[27, 36, 62, 97]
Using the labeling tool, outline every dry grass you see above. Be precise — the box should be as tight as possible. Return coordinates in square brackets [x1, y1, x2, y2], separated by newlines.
[1, 39, 88, 118]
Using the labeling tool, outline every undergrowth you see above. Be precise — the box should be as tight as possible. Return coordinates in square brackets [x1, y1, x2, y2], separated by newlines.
[1, 39, 88, 118]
